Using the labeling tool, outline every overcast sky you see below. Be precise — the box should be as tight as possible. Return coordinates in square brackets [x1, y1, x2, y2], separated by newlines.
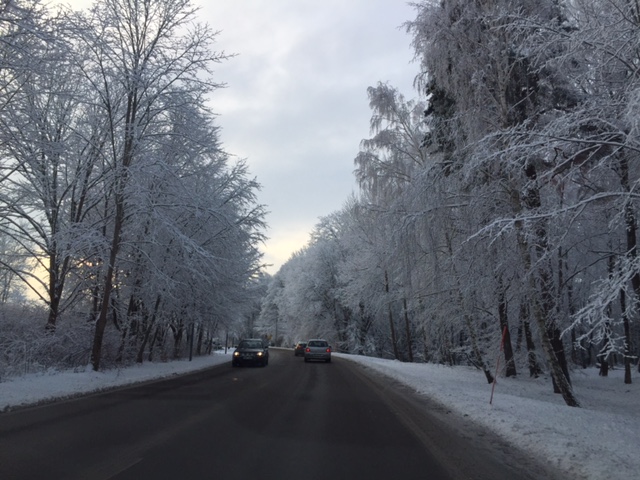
[54, 0, 419, 274]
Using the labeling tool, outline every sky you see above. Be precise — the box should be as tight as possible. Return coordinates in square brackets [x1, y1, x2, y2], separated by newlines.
[50, 0, 419, 275]
[199, 0, 418, 274]
[2, 351, 638, 480]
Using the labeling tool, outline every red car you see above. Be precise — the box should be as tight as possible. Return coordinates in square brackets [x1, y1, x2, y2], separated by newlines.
[294, 341, 307, 356]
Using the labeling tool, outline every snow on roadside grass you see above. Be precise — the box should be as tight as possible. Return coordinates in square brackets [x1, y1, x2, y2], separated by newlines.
[337, 353, 640, 480]
[0, 351, 232, 412]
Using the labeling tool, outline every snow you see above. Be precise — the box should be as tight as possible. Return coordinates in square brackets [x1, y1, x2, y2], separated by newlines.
[0, 354, 232, 410]
[1, 351, 638, 480]
[339, 354, 640, 480]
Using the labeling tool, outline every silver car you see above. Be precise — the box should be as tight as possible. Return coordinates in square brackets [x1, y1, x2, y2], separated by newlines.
[304, 339, 332, 363]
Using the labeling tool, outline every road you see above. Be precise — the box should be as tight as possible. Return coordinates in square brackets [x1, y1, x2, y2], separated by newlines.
[0, 349, 560, 480]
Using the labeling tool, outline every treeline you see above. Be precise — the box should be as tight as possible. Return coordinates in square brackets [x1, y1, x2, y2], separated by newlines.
[0, 0, 266, 376]
[259, 0, 640, 406]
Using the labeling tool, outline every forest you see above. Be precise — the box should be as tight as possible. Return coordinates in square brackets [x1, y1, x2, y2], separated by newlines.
[258, 0, 640, 407]
[0, 0, 267, 374]
[3, 0, 640, 409]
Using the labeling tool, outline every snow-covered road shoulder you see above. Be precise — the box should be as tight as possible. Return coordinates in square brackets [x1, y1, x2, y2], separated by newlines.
[0, 352, 232, 412]
[337, 353, 640, 480]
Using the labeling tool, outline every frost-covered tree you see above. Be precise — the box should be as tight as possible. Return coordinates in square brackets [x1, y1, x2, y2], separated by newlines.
[406, 0, 583, 405]
[0, 2, 98, 328]
[537, 0, 640, 383]
[101, 93, 265, 364]
[0, 0, 266, 376]
[62, 0, 232, 370]
[354, 82, 428, 199]
[353, 83, 430, 361]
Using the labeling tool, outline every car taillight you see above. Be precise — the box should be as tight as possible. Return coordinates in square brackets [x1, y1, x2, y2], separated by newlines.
[305, 347, 310, 352]
[326, 348, 331, 352]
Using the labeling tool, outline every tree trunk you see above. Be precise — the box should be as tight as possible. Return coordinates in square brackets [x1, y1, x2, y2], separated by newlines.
[620, 289, 632, 384]
[597, 259, 612, 377]
[599, 253, 616, 377]
[173, 321, 184, 359]
[532, 267, 577, 405]
[45, 253, 60, 331]
[148, 326, 164, 362]
[464, 314, 494, 383]
[115, 320, 129, 364]
[558, 246, 579, 370]
[384, 270, 400, 360]
[422, 329, 430, 362]
[90, 86, 137, 370]
[136, 295, 162, 364]
[521, 163, 579, 406]
[519, 301, 543, 377]
[548, 324, 572, 390]
[498, 282, 517, 377]
[188, 322, 195, 361]
[619, 157, 640, 296]
[403, 298, 414, 362]
[358, 302, 372, 355]
[90, 206, 123, 371]
[619, 156, 637, 385]
[444, 328, 454, 366]
[522, 311, 542, 377]
[445, 230, 493, 381]
[196, 323, 204, 356]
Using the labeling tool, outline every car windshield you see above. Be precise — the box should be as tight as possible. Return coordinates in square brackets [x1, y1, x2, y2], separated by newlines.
[239, 340, 262, 349]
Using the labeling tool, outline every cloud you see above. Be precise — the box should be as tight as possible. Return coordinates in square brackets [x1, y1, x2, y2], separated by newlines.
[202, 0, 418, 274]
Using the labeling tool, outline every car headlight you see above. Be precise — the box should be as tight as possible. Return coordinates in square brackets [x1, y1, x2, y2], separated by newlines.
[233, 351, 240, 357]
[257, 352, 263, 357]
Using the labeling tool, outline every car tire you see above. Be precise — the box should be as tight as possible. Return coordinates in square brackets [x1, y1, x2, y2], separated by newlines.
[304, 358, 309, 362]
[326, 358, 331, 363]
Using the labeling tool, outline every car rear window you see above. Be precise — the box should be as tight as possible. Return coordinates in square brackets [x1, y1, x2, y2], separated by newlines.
[309, 341, 327, 347]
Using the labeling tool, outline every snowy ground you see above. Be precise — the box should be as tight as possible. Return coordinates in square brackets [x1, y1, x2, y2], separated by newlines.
[341, 354, 639, 480]
[1, 350, 637, 480]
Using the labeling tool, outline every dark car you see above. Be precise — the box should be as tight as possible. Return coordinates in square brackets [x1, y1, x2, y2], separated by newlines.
[294, 341, 307, 356]
[304, 339, 331, 363]
[232, 338, 269, 367]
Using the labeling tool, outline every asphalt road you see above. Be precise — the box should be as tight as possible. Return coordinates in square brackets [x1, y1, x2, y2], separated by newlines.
[0, 349, 560, 480]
